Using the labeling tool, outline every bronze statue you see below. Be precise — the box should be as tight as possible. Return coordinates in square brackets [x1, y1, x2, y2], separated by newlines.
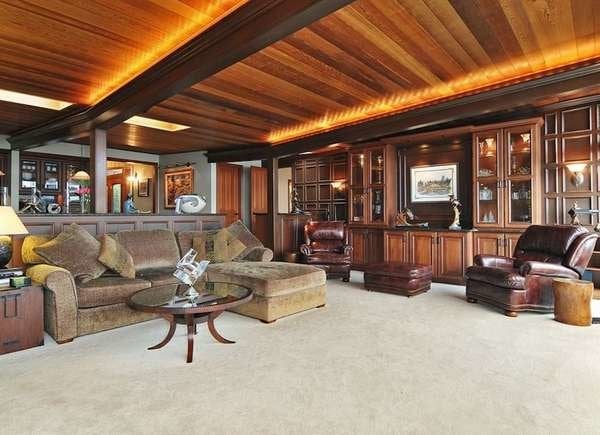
[291, 188, 304, 214]
[448, 195, 462, 230]
[394, 207, 428, 228]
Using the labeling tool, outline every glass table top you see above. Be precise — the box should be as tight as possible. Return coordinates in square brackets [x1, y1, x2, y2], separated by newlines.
[129, 282, 252, 312]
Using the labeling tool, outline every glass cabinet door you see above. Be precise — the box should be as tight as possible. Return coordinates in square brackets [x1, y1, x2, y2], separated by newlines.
[370, 149, 384, 185]
[475, 131, 500, 178]
[43, 161, 60, 191]
[506, 127, 532, 177]
[371, 187, 384, 223]
[20, 160, 39, 190]
[476, 180, 501, 226]
[506, 179, 533, 225]
[474, 131, 503, 226]
[350, 152, 365, 187]
[351, 188, 366, 223]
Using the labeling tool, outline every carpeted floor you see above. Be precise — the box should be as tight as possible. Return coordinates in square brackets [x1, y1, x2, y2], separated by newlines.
[2, 273, 600, 435]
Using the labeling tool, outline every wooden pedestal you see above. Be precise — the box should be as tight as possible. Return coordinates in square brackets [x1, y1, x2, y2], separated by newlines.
[553, 278, 593, 327]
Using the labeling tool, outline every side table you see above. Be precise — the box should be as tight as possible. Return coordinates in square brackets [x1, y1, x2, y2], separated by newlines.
[0, 283, 44, 355]
[553, 278, 593, 327]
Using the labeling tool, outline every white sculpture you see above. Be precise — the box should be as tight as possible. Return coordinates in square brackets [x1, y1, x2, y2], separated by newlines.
[175, 194, 207, 214]
[173, 249, 210, 305]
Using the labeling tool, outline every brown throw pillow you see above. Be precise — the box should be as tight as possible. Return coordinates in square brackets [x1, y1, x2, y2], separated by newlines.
[34, 223, 107, 283]
[192, 229, 246, 263]
[98, 234, 136, 279]
[225, 220, 263, 260]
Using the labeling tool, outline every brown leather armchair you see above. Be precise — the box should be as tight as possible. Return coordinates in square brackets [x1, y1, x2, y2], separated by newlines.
[465, 225, 598, 317]
[300, 221, 352, 281]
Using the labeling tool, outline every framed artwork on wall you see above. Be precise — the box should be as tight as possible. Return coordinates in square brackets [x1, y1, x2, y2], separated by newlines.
[410, 163, 458, 203]
[164, 168, 194, 208]
[138, 178, 150, 197]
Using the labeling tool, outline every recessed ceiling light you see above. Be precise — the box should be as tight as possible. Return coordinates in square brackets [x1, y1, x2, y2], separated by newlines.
[124, 115, 190, 132]
[0, 89, 72, 110]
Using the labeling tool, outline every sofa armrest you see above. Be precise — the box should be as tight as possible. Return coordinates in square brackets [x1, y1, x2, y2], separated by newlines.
[299, 244, 312, 256]
[519, 261, 580, 279]
[26, 264, 78, 344]
[241, 246, 273, 262]
[474, 254, 514, 268]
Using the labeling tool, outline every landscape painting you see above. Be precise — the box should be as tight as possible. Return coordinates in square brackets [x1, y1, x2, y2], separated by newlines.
[410, 164, 458, 203]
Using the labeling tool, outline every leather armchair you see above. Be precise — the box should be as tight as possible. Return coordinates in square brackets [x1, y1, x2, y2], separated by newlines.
[300, 221, 352, 281]
[465, 225, 598, 317]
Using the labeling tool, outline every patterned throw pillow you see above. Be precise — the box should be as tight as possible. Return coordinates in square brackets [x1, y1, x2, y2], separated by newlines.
[34, 223, 107, 283]
[98, 234, 136, 279]
[191, 220, 262, 263]
[225, 220, 263, 261]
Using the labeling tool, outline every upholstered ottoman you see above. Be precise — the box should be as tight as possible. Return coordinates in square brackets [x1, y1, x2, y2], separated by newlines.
[364, 262, 432, 296]
[206, 262, 327, 323]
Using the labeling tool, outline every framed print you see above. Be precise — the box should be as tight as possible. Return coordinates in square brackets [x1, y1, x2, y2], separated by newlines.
[164, 168, 194, 208]
[410, 163, 458, 203]
[138, 178, 150, 197]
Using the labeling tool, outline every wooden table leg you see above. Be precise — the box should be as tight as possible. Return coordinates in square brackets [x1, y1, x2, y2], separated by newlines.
[186, 314, 195, 363]
[148, 315, 176, 350]
[208, 311, 234, 344]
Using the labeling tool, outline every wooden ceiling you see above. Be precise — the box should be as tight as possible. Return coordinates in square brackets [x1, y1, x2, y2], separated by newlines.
[3, 0, 600, 153]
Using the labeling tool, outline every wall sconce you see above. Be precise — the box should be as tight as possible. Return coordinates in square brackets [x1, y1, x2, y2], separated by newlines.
[566, 163, 588, 187]
[331, 181, 346, 190]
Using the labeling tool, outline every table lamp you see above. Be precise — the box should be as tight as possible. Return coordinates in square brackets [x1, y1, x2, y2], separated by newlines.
[0, 206, 29, 269]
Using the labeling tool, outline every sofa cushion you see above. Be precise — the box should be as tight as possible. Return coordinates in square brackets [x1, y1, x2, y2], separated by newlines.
[115, 229, 180, 272]
[22, 235, 54, 264]
[77, 276, 152, 308]
[137, 268, 179, 287]
[98, 234, 136, 279]
[206, 261, 326, 297]
[34, 223, 107, 283]
[465, 265, 525, 290]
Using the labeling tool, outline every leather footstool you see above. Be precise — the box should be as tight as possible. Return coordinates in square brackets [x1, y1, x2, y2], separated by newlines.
[364, 262, 432, 296]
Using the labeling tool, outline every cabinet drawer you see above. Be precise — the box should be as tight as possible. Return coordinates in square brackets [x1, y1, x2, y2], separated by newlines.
[0, 286, 44, 355]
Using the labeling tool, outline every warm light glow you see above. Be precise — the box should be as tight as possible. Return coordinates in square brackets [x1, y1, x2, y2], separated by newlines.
[331, 181, 345, 190]
[124, 116, 190, 132]
[71, 170, 90, 181]
[0, 89, 72, 110]
[566, 163, 588, 173]
[267, 39, 600, 144]
[0, 206, 29, 235]
[87, 1, 247, 103]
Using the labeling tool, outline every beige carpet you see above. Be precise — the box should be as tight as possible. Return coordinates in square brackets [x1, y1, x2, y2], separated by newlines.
[2, 273, 600, 435]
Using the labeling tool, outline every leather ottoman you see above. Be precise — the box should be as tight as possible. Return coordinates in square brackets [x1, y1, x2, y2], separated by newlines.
[364, 262, 432, 296]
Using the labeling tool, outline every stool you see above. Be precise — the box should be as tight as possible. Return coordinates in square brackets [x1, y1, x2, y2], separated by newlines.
[553, 278, 593, 327]
[364, 262, 432, 297]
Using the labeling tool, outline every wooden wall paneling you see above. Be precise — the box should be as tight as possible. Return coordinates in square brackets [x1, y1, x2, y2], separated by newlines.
[277, 213, 312, 258]
[250, 166, 269, 244]
[217, 163, 242, 225]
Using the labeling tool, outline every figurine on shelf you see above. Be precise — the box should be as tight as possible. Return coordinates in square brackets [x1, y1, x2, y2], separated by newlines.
[448, 195, 462, 230]
[290, 188, 304, 214]
[124, 194, 139, 214]
[394, 208, 429, 228]
[568, 202, 580, 226]
[20, 187, 45, 214]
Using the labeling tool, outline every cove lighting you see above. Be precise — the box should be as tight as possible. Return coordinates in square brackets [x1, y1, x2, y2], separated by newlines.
[0, 89, 72, 110]
[124, 116, 190, 132]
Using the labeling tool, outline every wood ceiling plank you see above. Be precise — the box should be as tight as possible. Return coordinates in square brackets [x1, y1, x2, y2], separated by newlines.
[497, 0, 544, 70]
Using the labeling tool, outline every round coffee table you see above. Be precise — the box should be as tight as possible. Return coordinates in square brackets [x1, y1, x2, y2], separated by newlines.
[128, 282, 253, 363]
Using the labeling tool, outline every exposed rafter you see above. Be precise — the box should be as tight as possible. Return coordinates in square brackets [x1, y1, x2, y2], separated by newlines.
[206, 63, 600, 162]
[7, 0, 355, 150]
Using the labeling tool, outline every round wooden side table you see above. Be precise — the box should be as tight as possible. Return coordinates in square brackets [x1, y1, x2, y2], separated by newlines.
[553, 278, 593, 327]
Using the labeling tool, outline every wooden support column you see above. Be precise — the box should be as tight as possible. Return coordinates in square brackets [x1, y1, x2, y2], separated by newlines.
[90, 128, 107, 214]
[266, 157, 281, 257]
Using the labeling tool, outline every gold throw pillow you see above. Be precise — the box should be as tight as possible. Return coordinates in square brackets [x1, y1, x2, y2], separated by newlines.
[98, 234, 136, 279]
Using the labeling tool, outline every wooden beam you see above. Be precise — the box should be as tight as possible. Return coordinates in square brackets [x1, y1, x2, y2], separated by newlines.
[7, 0, 355, 150]
[266, 157, 280, 256]
[206, 63, 600, 162]
[90, 129, 107, 214]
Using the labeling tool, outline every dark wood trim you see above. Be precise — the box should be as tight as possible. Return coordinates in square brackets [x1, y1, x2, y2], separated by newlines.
[7, 0, 354, 150]
[266, 157, 280, 254]
[206, 62, 600, 162]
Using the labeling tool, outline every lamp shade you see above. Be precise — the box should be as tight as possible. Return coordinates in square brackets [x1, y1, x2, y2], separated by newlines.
[0, 206, 29, 235]
[71, 170, 90, 181]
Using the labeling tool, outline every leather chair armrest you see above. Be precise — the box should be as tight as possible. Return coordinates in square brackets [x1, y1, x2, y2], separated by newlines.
[26, 264, 78, 343]
[240, 246, 273, 262]
[340, 244, 353, 256]
[474, 254, 514, 268]
[299, 244, 312, 256]
[519, 261, 579, 279]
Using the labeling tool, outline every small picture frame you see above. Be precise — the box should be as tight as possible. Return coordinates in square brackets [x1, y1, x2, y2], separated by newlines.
[138, 178, 150, 197]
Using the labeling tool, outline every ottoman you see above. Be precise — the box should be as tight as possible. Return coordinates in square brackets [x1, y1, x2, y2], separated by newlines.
[206, 262, 327, 323]
[364, 262, 432, 296]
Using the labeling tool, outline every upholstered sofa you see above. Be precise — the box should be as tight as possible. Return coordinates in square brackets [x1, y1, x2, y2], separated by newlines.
[24, 227, 275, 343]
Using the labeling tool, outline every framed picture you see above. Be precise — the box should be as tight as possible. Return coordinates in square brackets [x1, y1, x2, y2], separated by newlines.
[410, 163, 458, 203]
[138, 178, 150, 197]
[164, 168, 194, 208]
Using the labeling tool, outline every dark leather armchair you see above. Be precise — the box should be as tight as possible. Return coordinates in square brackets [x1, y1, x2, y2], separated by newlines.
[465, 225, 598, 317]
[300, 221, 352, 281]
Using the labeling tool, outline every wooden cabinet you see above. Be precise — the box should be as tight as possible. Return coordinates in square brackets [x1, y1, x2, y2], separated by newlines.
[384, 230, 473, 284]
[473, 118, 542, 229]
[349, 227, 383, 269]
[473, 231, 522, 257]
[0, 285, 44, 355]
[348, 144, 397, 226]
